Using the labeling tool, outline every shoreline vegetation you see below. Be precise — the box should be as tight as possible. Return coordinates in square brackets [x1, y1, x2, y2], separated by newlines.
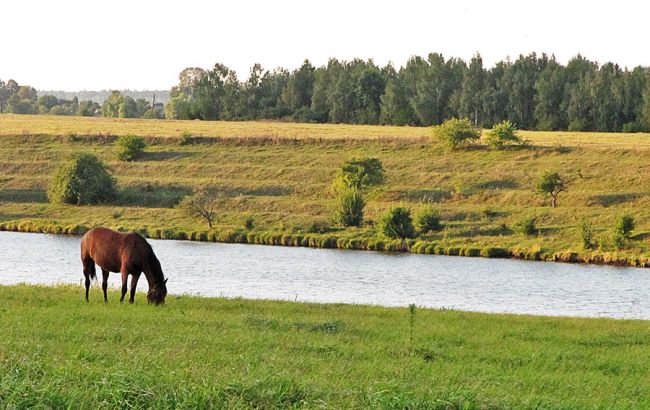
[3, 115, 650, 268]
[1, 284, 650, 408]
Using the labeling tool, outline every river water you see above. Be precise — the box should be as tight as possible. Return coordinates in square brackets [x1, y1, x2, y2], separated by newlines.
[0, 231, 649, 319]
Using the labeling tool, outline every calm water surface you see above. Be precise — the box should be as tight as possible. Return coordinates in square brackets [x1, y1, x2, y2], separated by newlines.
[1, 231, 649, 319]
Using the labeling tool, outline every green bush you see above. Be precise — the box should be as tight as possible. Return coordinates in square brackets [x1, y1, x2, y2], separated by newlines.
[484, 120, 522, 149]
[333, 188, 365, 227]
[616, 214, 635, 239]
[580, 220, 595, 250]
[434, 118, 480, 150]
[48, 153, 116, 205]
[414, 205, 442, 234]
[513, 217, 537, 236]
[116, 134, 146, 161]
[335, 157, 385, 190]
[380, 207, 415, 239]
[179, 131, 192, 146]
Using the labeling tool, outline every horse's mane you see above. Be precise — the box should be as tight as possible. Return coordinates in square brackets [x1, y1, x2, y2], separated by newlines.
[135, 233, 164, 284]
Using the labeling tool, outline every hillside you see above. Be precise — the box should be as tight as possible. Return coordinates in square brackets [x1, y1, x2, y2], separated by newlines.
[2, 114, 650, 266]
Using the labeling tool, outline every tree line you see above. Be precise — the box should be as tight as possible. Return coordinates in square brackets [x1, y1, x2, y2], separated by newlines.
[3, 52, 650, 131]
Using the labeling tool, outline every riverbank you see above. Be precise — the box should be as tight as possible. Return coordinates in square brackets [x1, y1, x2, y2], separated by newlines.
[2, 115, 650, 268]
[0, 284, 648, 408]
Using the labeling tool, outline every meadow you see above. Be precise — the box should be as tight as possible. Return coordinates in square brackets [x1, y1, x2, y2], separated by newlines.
[2, 114, 650, 266]
[1, 284, 649, 409]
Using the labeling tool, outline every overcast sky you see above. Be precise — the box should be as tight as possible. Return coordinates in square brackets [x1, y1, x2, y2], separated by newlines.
[3, 0, 648, 91]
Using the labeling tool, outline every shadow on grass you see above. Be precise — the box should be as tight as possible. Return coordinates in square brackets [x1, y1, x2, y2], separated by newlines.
[117, 184, 193, 208]
[587, 193, 646, 207]
[141, 151, 194, 161]
[396, 188, 452, 203]
[0, 189, 48, 203]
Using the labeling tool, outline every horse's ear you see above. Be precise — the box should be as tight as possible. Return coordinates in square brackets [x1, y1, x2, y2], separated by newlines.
[164, 278, 168, 284]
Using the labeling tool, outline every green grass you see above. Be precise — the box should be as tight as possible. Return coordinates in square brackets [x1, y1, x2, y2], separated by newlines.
[3, 114, 650, 266]
[1, 284, 650, 408]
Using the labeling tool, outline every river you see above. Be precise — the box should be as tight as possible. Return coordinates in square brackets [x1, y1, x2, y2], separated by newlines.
[0, 231, 648, 319]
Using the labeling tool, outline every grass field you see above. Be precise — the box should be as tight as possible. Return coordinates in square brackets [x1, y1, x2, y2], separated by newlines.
[1, 284, 649, 408]
[3, 114, 650, 266]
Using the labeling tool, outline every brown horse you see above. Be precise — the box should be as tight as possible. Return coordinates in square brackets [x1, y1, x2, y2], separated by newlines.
[80, 227, 168, 305]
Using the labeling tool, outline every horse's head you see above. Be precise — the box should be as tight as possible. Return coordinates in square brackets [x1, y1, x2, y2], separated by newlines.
[147, 278, 168, 305]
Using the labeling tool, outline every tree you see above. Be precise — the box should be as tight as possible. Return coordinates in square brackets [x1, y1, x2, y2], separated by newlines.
[48, 153, 116, 205]
[537, 171, 567, 208]
[485, 120, 523, 149]
[164, 92, 193, 119]
[178, 189, 221, 228]
[102, 91, 137, 118]
[434, 118, 480, 149]
[281, 59, 315, 112]
[459, 53, 486, 127]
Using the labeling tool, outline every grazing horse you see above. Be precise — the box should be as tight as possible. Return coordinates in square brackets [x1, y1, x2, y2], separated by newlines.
[80, 227, 168, 305]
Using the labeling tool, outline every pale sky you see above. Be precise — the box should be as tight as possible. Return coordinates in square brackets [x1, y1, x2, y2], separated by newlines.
[3, 0, 648, 91]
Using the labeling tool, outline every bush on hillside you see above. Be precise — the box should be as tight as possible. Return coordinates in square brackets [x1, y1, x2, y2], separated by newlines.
[415, 205, 443, 234]
[116, 134, 146, 161]
[335, 157, 385, 190]
[434, 118, 480, 150]
[48, 153, 116, 205]
[380, 207, 415, 239]
[333, 187, 365, 227]
[484, 120, 523, 149]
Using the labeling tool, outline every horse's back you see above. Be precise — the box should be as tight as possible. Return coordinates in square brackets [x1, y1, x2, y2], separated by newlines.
[81, 227, 136, 272]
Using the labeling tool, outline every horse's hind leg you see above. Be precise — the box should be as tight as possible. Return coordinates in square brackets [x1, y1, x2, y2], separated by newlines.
[101, 269, 110, 303]
[82, 260, 96, 302]
[120, 269, 128, 302]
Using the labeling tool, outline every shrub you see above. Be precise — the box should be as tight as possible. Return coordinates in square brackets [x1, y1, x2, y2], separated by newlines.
[616, 214, 635, 239]
[116, 134, 146, 161]
[333, 187, 365, 227]
[484, 120, 522, 149]
[415, 205, 442, 234]
[513, 217, 537, 236]
[177, 189, 221, 228]
[537, 171, 567, 208]
[380, 207, 415, 239]
[179, 131, 192, 145]
[335, 157, 385, 190]
[580, 220, 595, 250]
[48, 153, 116, 205]
[244, 216, 255, 230]
[434, 118, 480, 150]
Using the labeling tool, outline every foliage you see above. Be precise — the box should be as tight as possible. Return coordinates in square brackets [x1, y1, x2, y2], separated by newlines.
[116, 134, 147, 161]
[513, 217, 537, 236]
[616, 214, 635, 239]
[434, 118, 480, 149]
[102, 91, 137, 118]
[380, 207, 416, 239]
[177, 189, 221, 228]
[580, 220, 595, 250]
[485, 120, 523, 149]
[414, 205, 442, 234]
[47, 153, 116, 205]
[336, 157, 384, 189]
[537, 171, 567, 208]
[332, 187, 364, 227]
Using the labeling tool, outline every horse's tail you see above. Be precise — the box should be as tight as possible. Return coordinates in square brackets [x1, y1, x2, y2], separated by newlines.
[80, 234, 97, 280]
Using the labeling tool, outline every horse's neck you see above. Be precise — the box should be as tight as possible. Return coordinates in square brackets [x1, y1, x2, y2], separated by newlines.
[142, 254, 163, 286]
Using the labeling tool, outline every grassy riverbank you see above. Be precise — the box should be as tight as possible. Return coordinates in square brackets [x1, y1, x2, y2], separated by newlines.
[2, 114, 650, 266]
[0, 284, 648, 408]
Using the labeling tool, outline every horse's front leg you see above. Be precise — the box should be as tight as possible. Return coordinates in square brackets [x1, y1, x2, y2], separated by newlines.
[120, 269, 129, 302]
[129, 273, 141, 304]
